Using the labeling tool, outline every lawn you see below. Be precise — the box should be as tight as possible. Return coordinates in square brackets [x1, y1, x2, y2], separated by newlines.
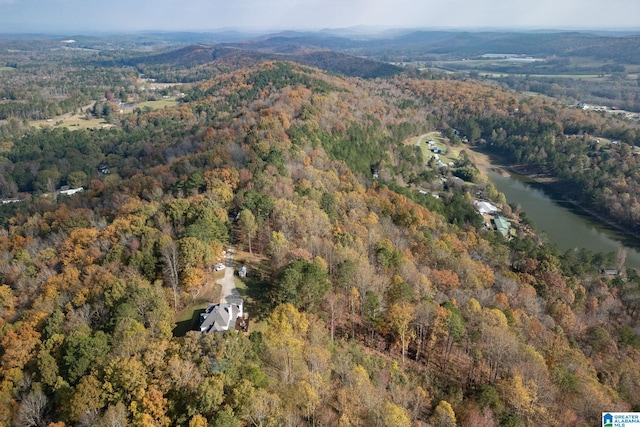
[232, 276, 267, 333]
[413, 131, 460, 165]
[231, 251, 272, 332]
[136, 97, 180, 110]
[172, 270, 224, 336]
[33, 117, 111, 130]
[31, 113, 112, 131]
[56, 117, 111, 130]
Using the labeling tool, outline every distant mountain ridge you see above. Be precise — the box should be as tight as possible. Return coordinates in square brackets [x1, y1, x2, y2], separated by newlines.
[126, 44, 403, 79]
[120, 29, 640, 81]
[223, 30, 640, 63]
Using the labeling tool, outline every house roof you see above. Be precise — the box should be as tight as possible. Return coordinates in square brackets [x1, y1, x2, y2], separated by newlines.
[226, 294, 243, 307]
[60, 187, 84, 196]
[494, 216, 510, 236]
[200, 302, 242, 332]
[475, 201, 499, 214]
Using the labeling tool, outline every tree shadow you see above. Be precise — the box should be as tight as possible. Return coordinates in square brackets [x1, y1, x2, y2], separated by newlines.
[173, 308, 205, 337]
[236, 274, 273, 321]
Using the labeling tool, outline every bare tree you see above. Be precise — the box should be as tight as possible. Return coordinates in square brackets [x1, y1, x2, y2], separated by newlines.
[16, 389, 48, 427]
[161, 238, 180, 311]
[324, 290, 339, 341]
[98, 403, 128, 427]
[617, 247, 628, 273]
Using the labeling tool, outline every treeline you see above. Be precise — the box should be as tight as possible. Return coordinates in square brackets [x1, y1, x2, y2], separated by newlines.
[0, 59, 639, 427]
[498, 74, 640, 113]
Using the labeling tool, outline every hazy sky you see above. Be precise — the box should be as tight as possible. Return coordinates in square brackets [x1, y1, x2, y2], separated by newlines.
[1, 0, 639, 33]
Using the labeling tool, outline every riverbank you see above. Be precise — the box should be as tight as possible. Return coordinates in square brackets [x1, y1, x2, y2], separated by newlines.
[466, 144, 640, 251]
[464, 146, 504, 177]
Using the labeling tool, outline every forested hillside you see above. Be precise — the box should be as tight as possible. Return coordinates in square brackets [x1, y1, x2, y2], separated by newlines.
[1, 54, 640, 427]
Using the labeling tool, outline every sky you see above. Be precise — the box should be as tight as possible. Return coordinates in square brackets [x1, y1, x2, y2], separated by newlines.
[0, 0, 639, 34]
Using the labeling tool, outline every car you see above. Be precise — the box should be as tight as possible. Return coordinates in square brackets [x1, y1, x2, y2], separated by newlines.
[214, 263, 225, 271]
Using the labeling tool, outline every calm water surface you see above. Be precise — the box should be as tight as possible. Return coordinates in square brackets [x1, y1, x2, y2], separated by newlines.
[486, 169, 640, 269]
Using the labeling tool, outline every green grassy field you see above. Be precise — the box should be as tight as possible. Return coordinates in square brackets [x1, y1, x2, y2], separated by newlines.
[414, 131, 460, 165]
[233, 276, 267, 332]
[172, 269, 224, 336]
[33, 116, 111, 131]
[136, 97, 180, 110]
[28, 97, 180, 131]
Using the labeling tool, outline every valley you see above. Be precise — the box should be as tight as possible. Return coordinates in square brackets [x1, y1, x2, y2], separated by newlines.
[0, 29, 639, 427]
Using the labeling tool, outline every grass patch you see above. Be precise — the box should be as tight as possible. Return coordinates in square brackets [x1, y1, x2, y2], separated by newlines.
[413, 131, 459, 165]
[172, 270, 223, 337]
[235, 274, 272, 322]
[173, 306, 206, 337]
[173, 251, 271, 336]
[230, 251, 271, 332]
[234, 276, 268, 334]
[136, 97, 179, 110]
[32, 116, 112, 131]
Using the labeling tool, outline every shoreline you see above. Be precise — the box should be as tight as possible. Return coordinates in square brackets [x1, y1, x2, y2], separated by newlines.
[465, 144, 640, 247]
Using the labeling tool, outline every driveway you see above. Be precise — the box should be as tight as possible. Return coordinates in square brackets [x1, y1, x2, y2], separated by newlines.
[218, 251, 237, 304]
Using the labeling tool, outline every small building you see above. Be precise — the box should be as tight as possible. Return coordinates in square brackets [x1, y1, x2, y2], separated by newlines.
[59, 187, 83, 196]
[238, 265, 247, 278]
[474, 201, 499, 215]
[493, 216, 511, 237]
[1, 198, 23, 205]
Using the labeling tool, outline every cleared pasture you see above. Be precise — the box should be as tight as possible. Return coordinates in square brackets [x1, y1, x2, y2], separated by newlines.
[136, 96, 180, 110]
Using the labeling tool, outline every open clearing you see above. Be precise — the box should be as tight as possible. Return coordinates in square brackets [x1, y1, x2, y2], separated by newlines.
[136, 96, 180, 110]
[410, 131, 460, 165]
[173, 268, 225, 336]
[36, 116, 112, 130]
[173, 249, 268, 336]
[29, 96, 181, 131]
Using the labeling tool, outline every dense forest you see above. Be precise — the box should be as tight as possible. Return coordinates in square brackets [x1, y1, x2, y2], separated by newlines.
[0, 38, 640, 427]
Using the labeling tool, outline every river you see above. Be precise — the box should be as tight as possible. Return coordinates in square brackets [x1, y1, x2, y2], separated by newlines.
[486, 167, 640, 269]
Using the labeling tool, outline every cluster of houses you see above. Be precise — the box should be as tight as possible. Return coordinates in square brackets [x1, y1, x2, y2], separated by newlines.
[1, 185, 83, 205]
[425, 139, 455, 168]
[1, 198, 23, 205]
[474, 200, 514, 238]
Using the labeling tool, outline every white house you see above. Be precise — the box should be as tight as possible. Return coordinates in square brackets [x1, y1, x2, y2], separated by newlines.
[474, 201, 499, 215]
[60, 187, 84, 196]
[1, 198, 23, 205]
[199, 298, 244, 333]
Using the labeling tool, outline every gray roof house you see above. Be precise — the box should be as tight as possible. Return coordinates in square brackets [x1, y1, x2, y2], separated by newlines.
[199, 299, 243, 333]
[474, 200, 499, 215]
